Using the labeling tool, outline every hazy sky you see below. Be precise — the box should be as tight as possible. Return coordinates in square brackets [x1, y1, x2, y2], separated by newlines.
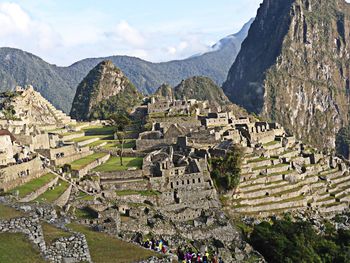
[0, 0, 263, 66]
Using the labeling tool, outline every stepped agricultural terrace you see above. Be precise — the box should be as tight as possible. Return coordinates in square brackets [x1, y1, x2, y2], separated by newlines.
[0, 85, 75, 127]
[224, 138, 350, 217]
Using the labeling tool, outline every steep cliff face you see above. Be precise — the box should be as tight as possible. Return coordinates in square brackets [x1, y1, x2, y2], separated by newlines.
[70, 60, 142, 120]
[224, 0, 350, 150]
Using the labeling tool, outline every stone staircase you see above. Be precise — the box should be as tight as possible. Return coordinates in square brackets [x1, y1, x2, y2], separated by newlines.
[39, 94, 75, 124]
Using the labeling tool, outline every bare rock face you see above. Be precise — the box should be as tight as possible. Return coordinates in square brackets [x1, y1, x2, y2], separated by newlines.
[223, 0, 350, 150]
[70, 60, 142, 120]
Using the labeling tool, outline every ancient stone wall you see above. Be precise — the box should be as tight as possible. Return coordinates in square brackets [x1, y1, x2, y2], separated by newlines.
[99, 170, 143, 181]
[136, 138, 176, 151]
[72, 154, 110, 178]
[0, 156, 47, 191]
[19, 176, 59, 202]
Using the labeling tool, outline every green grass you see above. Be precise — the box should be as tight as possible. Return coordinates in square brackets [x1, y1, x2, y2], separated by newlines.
[0, 204, 24, 220]
[263, 140, 280, 147]
[60, 131, 84, 137]
[93, 156, 143, 172]
[70, 153, 108, 170]
[10, 173, 57, 198]
[83, 126, 115, 135]
[42, 222, 72, 245]
[77, 191, 95, 201]
[102, 139, 136, 150]
[68, 223, 157, 263]
[35, 180, 69, 203]
[75, 207, 97, 219]
[116, 190, 161, 196]
[70, 135, 113, 143]
[0, 233, 46, 263]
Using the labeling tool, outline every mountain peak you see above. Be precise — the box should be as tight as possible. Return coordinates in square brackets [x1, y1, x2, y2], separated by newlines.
[223, 0, 350, 150]
[70, 60, 142, 120]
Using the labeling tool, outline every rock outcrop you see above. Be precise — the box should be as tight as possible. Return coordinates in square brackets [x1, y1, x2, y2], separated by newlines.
[153, 84, 174, 101]
[174, 76, 231, 107]
[70, 60, 142, 120]
[223, 0, 350, 151]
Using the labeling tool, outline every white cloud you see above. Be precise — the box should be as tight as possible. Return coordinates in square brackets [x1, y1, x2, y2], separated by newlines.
[0, 2, 61, 51]
[111, 20, 145, 47]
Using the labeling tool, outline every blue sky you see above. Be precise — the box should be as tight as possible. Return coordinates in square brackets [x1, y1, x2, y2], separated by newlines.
[0, 0, 263, 66]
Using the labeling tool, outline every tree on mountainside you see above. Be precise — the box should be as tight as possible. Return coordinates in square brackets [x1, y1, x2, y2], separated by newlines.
[209, 145, 243, 193]
[109, 113, 131, 166]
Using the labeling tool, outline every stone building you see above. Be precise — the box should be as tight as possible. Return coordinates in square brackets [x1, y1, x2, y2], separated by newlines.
[143, 146, 219, 222]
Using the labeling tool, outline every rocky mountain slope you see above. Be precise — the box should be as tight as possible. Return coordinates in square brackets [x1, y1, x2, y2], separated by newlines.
[223, 0, 350, 151]
[70, 60, 142, 120]
[174, 76, 232, 107]
[154, 76, 247, 116]
[0, 19, 253, 113]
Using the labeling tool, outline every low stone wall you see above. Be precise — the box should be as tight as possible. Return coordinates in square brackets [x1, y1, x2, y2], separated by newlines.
[95, 148, 146, 158]
[136, 138, 176, 151]
[240, 185, 309, 206]
[46, 233, 91, 263]
[72, 154, 110, 178]
[76, 137, 100, 147]
[318, 203, 348, 214]
[103, 179, 149, 191]
[241, 180, 303, 199]
[0, 209, 91, 263]
[53, 150, 93, 166]
[234, 199, 307, 213]
[0, 156, 47, 192]
[265, 164, 290, 174]
[239, 181, 288, 193]
[99, 170, 143, 180]
[60, 132, 84, 141]
[245, 159, 273, 170]
[20, 176, 59, 202]
[54, 184, 72, 207]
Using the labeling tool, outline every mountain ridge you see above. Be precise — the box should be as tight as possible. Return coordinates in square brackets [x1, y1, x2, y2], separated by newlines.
[0, 19, 254, 113]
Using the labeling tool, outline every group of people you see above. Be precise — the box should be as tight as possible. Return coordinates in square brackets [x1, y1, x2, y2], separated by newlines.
[143, 238, 168, 254]
[177, 247, 224, 263]
[137, 236, 225, 263]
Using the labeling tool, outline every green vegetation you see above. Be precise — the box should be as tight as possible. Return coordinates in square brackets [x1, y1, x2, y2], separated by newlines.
[93, 156, 143, 172]
[70, 135, 112, 143]
[0, 233, 45, 263]
[10, 173, 57, 198]
[70, 153, 108, 170]
[336, 126, 350, 159]
[210, 145, 243, 193]
[101, 139, 136, 150]
[68, 223, 156, 263]
[109, 113, 131, 166]
[42, 222, 71, 245]
[174, 76, 231, 107]
[70, 60, 142, 120]
[83, 125, 115, 135]
[75, 207, 97, 219]
[35, 180, 69, 203]
[249, 219, 350, 263]
[0, 204, 23, 220]
[263, 140, 280, 147]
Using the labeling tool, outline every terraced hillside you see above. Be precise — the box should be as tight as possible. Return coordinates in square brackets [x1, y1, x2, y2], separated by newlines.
[224, 138, 350, 217]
